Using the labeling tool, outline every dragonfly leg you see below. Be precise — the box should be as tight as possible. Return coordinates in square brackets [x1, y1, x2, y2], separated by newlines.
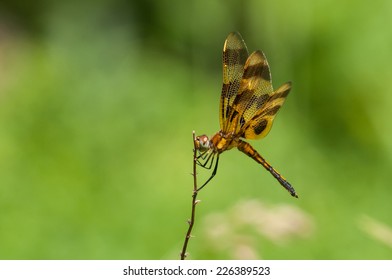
[196, 150, 215, 170]
[197, 154, 219, 191]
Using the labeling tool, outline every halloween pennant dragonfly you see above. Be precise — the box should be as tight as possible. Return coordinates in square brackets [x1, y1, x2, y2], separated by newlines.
[195, 32, 298, 198]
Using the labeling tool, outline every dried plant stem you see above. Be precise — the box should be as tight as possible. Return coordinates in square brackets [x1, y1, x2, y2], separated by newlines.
[180, 131, 199, 260]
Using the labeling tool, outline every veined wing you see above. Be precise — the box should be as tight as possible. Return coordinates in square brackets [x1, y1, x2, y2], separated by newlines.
[223, 50, 273, 134]
[240, 81, 291, 139]
[219, 32, 249, 130]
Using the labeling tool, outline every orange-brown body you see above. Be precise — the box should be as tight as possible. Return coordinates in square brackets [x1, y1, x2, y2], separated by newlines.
[195, 32, 297, 198]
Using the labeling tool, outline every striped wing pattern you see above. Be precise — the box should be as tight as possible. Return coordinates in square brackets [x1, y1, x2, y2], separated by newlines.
[221, 35, 291, 140]
[240, 81, 291, 139]
[219, 32, 249, 130]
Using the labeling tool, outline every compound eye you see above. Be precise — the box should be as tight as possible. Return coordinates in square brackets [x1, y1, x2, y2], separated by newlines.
[195, 134, 210, 151]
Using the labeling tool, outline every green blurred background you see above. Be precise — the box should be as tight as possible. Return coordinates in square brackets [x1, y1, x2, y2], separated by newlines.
[1, 0, 391, 259]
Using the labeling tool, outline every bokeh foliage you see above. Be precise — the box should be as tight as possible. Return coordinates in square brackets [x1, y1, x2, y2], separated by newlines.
[0, 0, 391, 259]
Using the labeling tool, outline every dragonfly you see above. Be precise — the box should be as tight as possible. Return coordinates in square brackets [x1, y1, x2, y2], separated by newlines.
[195, 32, 298, 198]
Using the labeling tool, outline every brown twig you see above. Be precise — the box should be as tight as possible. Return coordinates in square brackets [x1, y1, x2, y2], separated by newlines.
[180, 131, 200, 260]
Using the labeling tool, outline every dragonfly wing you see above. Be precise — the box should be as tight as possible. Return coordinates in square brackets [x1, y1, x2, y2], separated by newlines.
[241, 82, 291, 140]
[224, 50, 273, 133]
[220, 32, 249, 130]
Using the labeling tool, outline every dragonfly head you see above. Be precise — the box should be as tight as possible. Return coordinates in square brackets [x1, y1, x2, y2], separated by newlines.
[195, 134, 211, 152]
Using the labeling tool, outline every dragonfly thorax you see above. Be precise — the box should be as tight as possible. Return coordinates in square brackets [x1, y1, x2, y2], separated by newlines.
[210, 131, 239, 154]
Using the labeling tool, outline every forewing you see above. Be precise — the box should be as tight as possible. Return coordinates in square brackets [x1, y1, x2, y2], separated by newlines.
[219, 32, 249, 130]
[241, 82, 291, 140]
[223, 50, 273, 133]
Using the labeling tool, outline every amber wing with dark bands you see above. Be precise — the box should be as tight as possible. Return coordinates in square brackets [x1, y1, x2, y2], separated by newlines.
[241, 82, 291, 140]
[219, 32, 249, 130]
[223, 50, 273, 134]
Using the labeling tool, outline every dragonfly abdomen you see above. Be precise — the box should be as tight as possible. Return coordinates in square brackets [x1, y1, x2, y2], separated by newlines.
[237, 140, 298, 198]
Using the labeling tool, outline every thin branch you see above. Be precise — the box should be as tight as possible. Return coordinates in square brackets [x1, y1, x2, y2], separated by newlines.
[180, 131, 200, 260]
